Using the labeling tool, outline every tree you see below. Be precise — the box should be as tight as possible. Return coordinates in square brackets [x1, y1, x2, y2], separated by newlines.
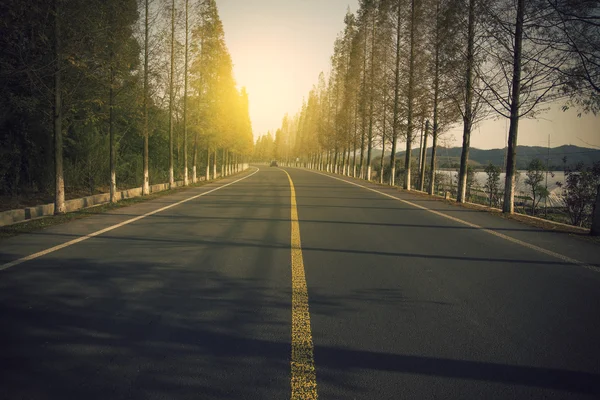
[484, 163, 501, 207]
[142, 0, 150, 195]
[168, 0, 175, 188]
[104, 0, 138, 202]
[427, 0, 462, 195]
[52, 0, 66, 213]
[388, 0, 404, 186]
[475, 0, 569, 213]
[456, 0, 477, 203]
[0, 0, 248, 207]
[558, 162, 600, 227]
[525, 158, 547, 216]
[183, 0, 189, 185]
[547, 0, 600, 114]
[404, 0, 420, 190]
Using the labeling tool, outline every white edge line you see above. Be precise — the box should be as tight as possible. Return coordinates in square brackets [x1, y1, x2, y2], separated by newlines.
[298, 168, 598, 273]
[0, 168, 260, 272]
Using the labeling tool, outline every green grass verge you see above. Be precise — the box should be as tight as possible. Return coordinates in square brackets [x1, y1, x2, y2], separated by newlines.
[0, 174, 238, 241]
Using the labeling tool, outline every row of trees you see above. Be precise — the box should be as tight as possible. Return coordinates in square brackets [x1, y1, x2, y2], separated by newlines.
[264, 0, 598, 215]
[0, 0, 253, 212]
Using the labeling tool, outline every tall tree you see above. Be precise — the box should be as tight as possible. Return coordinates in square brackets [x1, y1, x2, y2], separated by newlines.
[183, 0, 189, 185]
[54, 0, 65, 214]
[109, 6, 117, 203]
[389, 0, 404, 186]
[168, 0, 175, 188]
[502, 0, 525, 212]
[427, 0, 461, 195]
[456, 0, 477, 203]
[142, 0, 150, 195]
[365, 4, 378, 181]
[404, 0, 419, 190]
[473, 0, 571, 213]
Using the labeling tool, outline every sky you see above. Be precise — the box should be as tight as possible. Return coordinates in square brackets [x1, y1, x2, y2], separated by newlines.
[217, 0, 599, 150]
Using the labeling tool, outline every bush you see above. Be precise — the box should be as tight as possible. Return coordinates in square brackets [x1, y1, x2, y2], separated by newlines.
[558, 162, 600, 227]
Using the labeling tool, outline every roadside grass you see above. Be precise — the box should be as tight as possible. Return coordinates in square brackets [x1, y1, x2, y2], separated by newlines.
[0, 173, 244, 241]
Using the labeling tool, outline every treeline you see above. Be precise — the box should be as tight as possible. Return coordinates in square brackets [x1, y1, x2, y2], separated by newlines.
[0, 0, 253, 212]
[264, 0, 598, 214]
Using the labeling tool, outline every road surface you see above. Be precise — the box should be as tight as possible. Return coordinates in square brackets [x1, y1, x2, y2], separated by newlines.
[1, 166, 599, 399]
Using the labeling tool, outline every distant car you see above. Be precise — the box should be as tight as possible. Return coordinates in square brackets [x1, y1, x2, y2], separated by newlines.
[270, 160, 278, 167]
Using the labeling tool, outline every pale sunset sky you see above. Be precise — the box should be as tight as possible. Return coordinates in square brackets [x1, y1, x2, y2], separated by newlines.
[217, 0, 599, 150]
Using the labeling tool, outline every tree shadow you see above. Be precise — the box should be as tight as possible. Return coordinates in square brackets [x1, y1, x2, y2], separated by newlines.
[1, 256, 598, 398]
[0, 258, 292, 400]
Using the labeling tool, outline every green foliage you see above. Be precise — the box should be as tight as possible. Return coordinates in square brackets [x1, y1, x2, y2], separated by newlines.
[253, 133, 276, 162]
[484, 163, 501, 207]
[525, 158, 548, 216]
[558, 162, 600, 227]
[0, 0, 251, 201]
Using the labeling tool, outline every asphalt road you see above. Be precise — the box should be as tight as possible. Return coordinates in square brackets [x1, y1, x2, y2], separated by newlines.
[1, 166, 599, 399]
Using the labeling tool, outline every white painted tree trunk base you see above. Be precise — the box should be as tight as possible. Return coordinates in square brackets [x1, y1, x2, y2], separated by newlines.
[110, 172, 117, 203]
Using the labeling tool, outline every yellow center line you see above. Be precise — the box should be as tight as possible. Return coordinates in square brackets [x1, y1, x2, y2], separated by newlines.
[281, 168, 318, 400]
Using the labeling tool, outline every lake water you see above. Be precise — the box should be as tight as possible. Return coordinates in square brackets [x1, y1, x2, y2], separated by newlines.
[437, 170, 566, 206]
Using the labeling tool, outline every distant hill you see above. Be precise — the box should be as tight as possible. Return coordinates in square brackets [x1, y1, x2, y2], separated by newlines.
[388, 145, 600, 170]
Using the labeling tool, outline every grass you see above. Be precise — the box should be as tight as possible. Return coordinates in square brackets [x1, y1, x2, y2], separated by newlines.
[0, 173, 242, 241]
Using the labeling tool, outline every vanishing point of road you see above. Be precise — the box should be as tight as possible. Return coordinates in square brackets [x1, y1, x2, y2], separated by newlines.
[1, 166, 599, 399]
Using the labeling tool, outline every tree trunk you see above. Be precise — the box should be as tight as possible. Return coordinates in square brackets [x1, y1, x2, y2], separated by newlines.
[109, 42, 117, 203]
[333, 148, 339, 174]
[366, 12, 376, 182]
[359, 21, 368, 179]
[502, 0, 525, 214]
[221, 148, 226, 177]
[418, 120, 424, 173]
[428, 10, 440, 195]
[227, 150, 231, 176]
[206, 146, 211, 181]
[192, 132, 197, 183]
[213, 149, 217, 178]
[53, 0, 65, 215]
[379, 140, 386, 184]
[142, 0, 150, 195]
[168, 0, 175, 188]
[352, 106, 358, 177]
[405, 0, 417, 191]
[183, 0, 189, 186]
[457, 0, 476, 203]
[429, 120, 438, 195]
[591, 185, 600, 236]
[419, 120, 429, 191]
[346, 144, 351, 176]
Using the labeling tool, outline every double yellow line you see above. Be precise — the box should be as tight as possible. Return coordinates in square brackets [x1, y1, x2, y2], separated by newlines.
[281, 169, 318, 400]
